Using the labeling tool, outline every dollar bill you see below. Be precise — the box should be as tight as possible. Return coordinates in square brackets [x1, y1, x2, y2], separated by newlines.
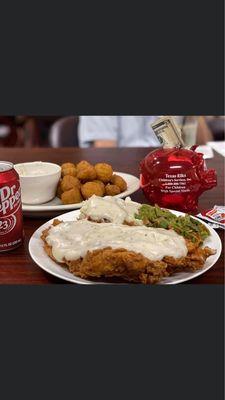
[151, 116, 185, 148]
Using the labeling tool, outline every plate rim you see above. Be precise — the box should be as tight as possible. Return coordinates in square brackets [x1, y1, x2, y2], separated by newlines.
[22, 172, 140, 212]
[28, 208, 222, 285]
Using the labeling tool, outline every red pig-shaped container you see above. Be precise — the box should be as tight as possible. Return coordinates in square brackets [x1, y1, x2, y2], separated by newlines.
[140, 147, 217, 213]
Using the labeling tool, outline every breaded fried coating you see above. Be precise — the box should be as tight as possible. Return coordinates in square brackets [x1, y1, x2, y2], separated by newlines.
[67, 245, 215, 282]
[61, 175, 81, 192]
[81, 181, 105, 199]
[61, 163, 75, 170]
[165, 246, 216, 273]
[61, 166, 77, 177]
[105, 184, 121, 196]
[111, 174, 127, 192]
[77, 161, 97, 181]
[92, 180, 105, 191]
[77, 160, 91, 170]
[67, 248, 169, 284]
[95, 163, 113, 183]
[61, 188, 83, 204]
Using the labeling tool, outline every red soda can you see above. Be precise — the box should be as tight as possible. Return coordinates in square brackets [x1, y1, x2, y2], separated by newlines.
[0, 161, 23, 251]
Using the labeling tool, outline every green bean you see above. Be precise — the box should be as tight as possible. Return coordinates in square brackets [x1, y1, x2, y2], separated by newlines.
[135, 205, 210, 243]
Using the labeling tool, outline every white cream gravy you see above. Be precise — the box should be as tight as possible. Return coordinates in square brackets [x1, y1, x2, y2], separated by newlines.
[46, 220, 188, 263]
[80, 195, 143, 225]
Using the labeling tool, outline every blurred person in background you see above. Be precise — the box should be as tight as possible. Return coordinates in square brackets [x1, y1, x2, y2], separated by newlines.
[16, 116, 62, 147]
[78, 116, 213, 148]
[0, 116, 18, 146]
[16, 116, 41, 146]
[0, 116, 41, 147]
[0, 116, 63, 148]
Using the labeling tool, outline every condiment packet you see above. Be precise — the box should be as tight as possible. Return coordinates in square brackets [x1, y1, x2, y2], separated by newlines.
[197, 206, 225, 230]
[206, 206, 225, 223]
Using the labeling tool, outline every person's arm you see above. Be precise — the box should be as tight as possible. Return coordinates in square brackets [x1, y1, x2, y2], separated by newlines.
[196, 116, 213, 145]
[78, 116, 119, 147]
[94, 139, 117, 147]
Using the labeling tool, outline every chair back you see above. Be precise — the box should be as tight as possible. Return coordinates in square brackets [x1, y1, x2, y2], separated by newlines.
[49, 116, 79, 147]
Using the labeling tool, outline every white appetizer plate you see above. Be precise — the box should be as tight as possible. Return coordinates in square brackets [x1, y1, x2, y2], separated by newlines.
[22, 172, 140, 217]
[29, 209, 222, 285]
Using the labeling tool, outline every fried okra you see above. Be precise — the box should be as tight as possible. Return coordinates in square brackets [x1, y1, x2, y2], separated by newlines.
[77, 161, 97, 181]
[105, 184, 121, 196]
[61, 188, 83, 204]
[61, 166, 77, 177]
[61, 175, 81, 192]
[111, 174, 127, 192]
[81, 181, 105, 199]
[61, 162, 75, 170]
[95, 163, 113, 183]
[92, 180, 105, 192]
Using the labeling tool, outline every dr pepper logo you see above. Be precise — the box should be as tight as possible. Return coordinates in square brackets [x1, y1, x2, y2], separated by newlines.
[0, 184, 21, 217]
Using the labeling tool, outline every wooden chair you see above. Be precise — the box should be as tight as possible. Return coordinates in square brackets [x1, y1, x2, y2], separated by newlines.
[49, 116, 79, 147]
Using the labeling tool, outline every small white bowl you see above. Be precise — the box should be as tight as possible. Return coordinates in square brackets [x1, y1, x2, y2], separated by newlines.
[15, 162, 61, 205]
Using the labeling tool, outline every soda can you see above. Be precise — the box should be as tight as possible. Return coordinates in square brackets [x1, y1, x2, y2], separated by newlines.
[0, 161, 23, 252]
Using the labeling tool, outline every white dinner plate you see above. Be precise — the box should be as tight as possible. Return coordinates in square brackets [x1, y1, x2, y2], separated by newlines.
[29, 209, 222, 285]
[22, 172, 140, 217]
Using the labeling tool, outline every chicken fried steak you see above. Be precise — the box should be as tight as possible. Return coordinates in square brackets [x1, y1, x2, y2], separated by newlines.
[41, 218, 215, 284]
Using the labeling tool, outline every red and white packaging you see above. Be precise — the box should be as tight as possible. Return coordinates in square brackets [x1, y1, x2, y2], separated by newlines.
[197, 206, 225, 230]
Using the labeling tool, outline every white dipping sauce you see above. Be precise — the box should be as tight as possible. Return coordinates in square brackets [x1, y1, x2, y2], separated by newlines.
[46, 220, 188, 263]
[80, 195, 143, 225]
[15, 162, 59, 177]
[14, 161, 61, 204]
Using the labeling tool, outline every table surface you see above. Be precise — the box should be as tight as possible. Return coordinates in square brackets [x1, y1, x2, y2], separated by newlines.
[0, 147, 224, 284]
